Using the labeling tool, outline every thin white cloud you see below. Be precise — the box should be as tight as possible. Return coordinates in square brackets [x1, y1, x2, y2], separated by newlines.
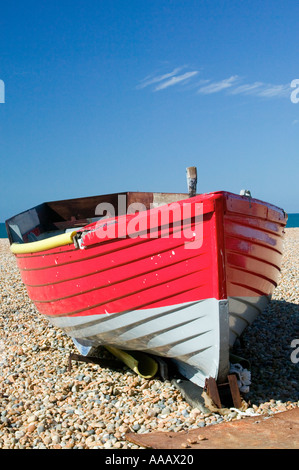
[256, 84, 291, 98]
[197, 76, 239, 94]
[136, 67, 184, 89]
[137, 67, 292, 101]
[229, 82, 263, 95]
[155, 71, 199, 91]
[229, 81, 291, 99]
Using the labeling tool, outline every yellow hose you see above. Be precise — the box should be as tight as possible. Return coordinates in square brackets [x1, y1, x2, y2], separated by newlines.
[10, 231, 78, 254]
[105, 346, 158, 379]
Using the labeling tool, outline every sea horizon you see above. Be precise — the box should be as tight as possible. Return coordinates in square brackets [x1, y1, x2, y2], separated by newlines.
[1, 213, 299, 239]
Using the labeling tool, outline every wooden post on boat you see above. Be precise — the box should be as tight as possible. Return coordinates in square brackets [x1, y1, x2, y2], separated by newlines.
[186, 166, 197, 198]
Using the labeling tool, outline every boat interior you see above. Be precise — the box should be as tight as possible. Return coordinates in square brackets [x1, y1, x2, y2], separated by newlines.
[5, 192, 188, 244]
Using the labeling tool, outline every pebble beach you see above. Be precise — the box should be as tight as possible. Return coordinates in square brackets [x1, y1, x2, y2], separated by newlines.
[0, 228, 298, 449]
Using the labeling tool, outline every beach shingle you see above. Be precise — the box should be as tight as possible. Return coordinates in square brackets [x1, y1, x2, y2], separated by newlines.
[0, 229, 298, 448]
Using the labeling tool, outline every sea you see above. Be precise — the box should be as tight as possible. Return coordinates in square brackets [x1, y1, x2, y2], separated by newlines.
[0, 223, 8, 238]
[287, 213, 299, 228]
[1, 214, 299, 238]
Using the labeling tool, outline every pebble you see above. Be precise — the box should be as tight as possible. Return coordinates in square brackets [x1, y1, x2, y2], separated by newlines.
[0, 229, 298, 448]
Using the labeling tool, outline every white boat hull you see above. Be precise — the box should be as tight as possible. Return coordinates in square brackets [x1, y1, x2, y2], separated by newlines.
[47, 295, 269, 387]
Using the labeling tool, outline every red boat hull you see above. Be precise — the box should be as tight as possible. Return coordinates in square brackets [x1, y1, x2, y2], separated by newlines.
[8, 191, 287, 385]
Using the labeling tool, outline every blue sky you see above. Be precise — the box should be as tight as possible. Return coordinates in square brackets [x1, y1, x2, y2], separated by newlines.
[0, 0, 298, 221]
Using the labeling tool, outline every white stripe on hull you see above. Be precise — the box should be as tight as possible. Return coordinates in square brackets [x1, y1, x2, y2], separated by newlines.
[47, 295, 270, 387]
[47, 298, 230, 387]
[228, 295, 270, 347]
